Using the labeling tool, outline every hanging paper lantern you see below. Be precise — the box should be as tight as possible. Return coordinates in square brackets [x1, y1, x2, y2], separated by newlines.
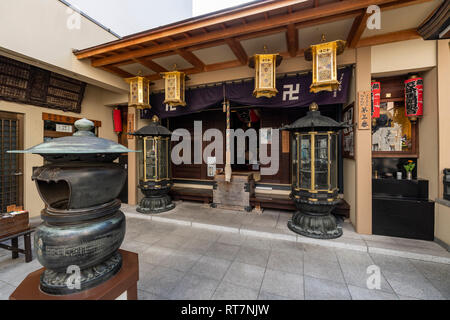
[405, 75, 423, 122]
[305, 37, 346, 93]
[249, 51, 283, 98]
[113, 108, 122, 134]
[371, 81, 381, 120]
[161, 70, 187, 107]
[125, 75, 151, 109]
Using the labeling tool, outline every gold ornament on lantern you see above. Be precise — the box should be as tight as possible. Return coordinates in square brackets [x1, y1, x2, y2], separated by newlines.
[249, 46, 283, 98]
[161, 65, 187, 107]
[125, 72, 151, 109]
[305, 35, 346, 93]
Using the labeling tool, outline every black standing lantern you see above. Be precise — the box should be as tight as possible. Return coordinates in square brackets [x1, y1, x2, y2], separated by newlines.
[132, 115, 175, 214]
[282, 103, 347, 239]
[8, 119, 135, 295]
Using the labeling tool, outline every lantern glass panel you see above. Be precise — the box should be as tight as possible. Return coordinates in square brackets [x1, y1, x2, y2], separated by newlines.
[138, 138, 144, 181]
[330, 134, 338, 190]
[291, 136, 298, 188]
[299, 135, 311, 189]
[145, 138, 157, 181]
[315, 134, 329, 190]
[158, 138, 169, 180]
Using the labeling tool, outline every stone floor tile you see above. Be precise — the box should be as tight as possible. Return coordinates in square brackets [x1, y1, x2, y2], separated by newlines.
[303, 244, 338, 262]
[408, 259, 450, 299]
[212, 281, 259, 300]
[181, 238, 215, 255]
[304, 276, 351, 300]
[0, 280, 15, 300]
[267, 249, 303, 275]
[170, 273, 219, 300]
[304, 256, 346, 284]
[139, 265, 185, 298]
[133, 232, 165, 245]
[217, 233, 247, 246]
[222, 261, 265, 290]
[154, 234, 191, 250]
[191, 256, 232, 280]
[205, 242, 240, 261]
[138, 289, 168, 300]
[235, 246, 270, 268]
[260, 269, 304, 299]
[141, 245, 176, 265]
[159, 249, 201, 273]
[258, 291, 291, 300]
[348, 285, 398, 300]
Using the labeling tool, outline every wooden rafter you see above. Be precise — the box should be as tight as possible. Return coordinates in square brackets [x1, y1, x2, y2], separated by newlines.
[86, 0, 403, 67]
[175, 49, 205, 70]
[225, 38, 248, 65]
[356, 28, 421, 47]
[100, 65, 133, 78]
[134, 58, 167, 73]
[346, 11, 370, 48]
[286, 24, 299, 57]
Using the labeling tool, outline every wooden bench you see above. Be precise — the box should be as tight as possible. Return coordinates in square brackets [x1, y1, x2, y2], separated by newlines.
[0, 228, 34, 263]
[169, 186, 350, 218]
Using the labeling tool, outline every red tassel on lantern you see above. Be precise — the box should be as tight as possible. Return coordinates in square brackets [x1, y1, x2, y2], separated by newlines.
[405, 76, 423, 122]
[113, 108, 122, 134]
[371, 81, 381, 121]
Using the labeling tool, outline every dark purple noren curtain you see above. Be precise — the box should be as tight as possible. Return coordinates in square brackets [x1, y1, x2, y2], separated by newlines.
[141, 67, 352, 119]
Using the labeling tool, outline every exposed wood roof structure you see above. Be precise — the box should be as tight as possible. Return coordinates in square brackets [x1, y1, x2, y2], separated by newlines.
[74, 0, 444, 81]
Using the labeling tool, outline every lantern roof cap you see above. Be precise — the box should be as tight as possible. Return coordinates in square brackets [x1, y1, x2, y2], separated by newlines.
[8, 118, 136, 161]
[282, 103, 348, 132]
[132, 116, 172, 137]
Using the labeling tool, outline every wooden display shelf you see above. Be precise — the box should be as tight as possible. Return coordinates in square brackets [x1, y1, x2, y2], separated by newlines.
[9, 249, 139, 300]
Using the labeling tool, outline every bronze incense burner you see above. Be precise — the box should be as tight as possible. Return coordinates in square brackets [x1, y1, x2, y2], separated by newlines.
[9, 119, 135, 295]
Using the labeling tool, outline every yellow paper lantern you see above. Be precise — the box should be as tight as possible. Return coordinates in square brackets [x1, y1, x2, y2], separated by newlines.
[161, 70, 187, 107]
[249, 51, 283, 99]
[305, 38, 346, 93]
[125, 75, 151, 109]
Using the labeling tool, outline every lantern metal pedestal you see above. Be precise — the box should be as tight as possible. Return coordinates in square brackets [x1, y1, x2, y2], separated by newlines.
[9, 119, 135, 295]
[288, 193, 342, 239]
[133, 116, 175, 215]
[137, 181, 175, 214]
[283, 103, 346, 240]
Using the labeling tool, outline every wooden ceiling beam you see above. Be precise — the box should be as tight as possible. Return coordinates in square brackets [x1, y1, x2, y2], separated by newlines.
[225, 38, 248, 65]
[88, 0, 402, 67]
[134, 58, 168, 73]
[346, 10, 370, 48]
[356, 28, 421, 47]
[100, 65, 133, 78]
[175, 49, 205, 70]
[286, 24, 299, 57]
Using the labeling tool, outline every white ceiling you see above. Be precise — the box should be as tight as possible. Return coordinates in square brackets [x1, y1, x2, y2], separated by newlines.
[298, 18, 355, 48]
[241, 32, 288, 56]
[119, 62, 155, 75]
[192, 44, 236, 64]
[362, 0, 444, 38]
[152, 54, 195, 70]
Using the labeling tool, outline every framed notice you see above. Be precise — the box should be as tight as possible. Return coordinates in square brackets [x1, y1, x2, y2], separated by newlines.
[342, 103, 355, 159]
[358, 91, 371, 130]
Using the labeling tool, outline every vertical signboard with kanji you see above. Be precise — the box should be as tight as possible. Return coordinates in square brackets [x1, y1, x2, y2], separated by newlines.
[358, 91, 371, 130]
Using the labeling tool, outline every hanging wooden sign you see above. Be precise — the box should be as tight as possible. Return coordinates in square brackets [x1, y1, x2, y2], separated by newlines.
[358, 91, 371, 130]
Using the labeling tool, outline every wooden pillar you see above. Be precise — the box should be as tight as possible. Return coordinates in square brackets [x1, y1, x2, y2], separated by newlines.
[127, 108, 137, 206]
[354, 47, 372, 234]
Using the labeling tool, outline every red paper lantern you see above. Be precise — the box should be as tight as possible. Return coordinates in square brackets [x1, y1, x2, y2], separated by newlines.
[113, 108, 122, 134]
[371, 81, 381, 120]
[405, 76, 423, 122]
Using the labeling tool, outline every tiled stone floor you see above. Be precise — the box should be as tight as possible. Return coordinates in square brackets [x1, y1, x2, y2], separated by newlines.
[0, 201, 449, 300]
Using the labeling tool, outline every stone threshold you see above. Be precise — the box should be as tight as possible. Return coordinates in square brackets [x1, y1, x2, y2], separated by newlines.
[123, 211, 450, 265]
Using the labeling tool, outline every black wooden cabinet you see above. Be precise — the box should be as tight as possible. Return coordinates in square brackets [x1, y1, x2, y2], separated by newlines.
[372, 179, 435, 241]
